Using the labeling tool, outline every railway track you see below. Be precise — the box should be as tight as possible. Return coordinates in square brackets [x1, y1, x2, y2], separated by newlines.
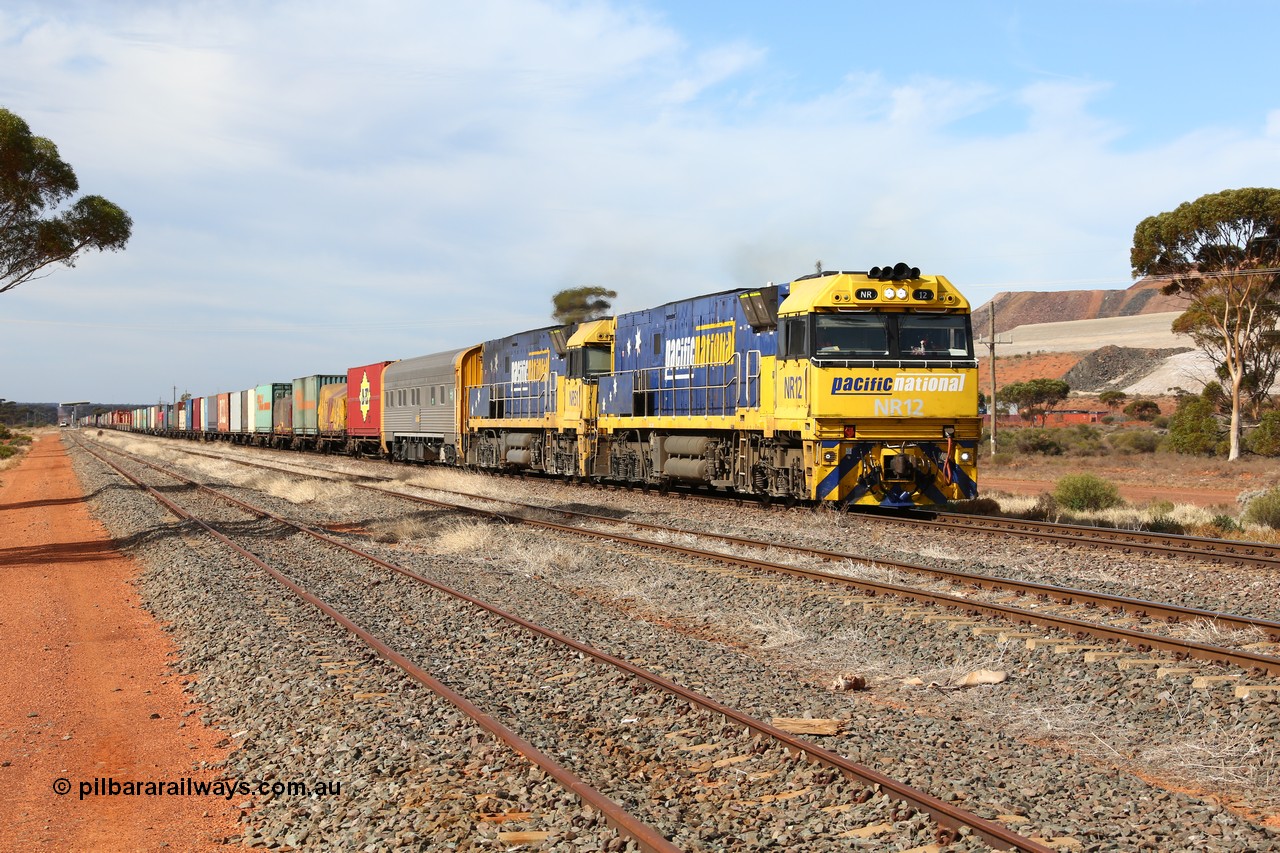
[99, 434, 1280, 678]
[616, 483, 1280, 571]
[77, 436, 1048, 851]
[899, 510, 1280, 571]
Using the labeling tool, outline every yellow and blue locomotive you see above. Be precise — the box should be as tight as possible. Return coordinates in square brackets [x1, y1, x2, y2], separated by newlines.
[467, 263, 979, 507]
[767, 264, 979, 506]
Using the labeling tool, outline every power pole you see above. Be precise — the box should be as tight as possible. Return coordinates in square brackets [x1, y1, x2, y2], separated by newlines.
[983, 299, 1012, 457]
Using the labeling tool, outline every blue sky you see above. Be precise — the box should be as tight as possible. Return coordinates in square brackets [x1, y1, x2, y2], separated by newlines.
[1, 0, 1277, 403]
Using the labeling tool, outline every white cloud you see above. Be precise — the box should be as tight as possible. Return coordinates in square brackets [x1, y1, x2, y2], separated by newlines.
[1, 1, 1277, 401]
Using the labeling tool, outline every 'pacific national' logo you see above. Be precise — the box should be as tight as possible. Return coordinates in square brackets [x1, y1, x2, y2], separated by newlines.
[359, 371, 372, 421]
[830, 374, 967, 395]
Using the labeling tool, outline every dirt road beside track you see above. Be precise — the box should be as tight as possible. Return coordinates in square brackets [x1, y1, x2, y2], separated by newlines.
[0, 435, 239, 851]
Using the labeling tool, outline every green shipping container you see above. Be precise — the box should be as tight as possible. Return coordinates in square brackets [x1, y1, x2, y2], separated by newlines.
[292, 374, 345, 436]
[254, 384, 290, 433]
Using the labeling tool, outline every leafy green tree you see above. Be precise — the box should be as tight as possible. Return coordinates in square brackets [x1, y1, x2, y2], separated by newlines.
[1172, 300, 1280, 422]
[1198, 381, 1232, 416]
[1131, 187, 1280, 460]
[1, 108, 132, 295]
[997, 378, 1070, 426]
[1098, 390, 1128, 411]
[1122, 399, 1161, 422]
[551, 286, 617, 324]
[1165, 394, 1221, 456]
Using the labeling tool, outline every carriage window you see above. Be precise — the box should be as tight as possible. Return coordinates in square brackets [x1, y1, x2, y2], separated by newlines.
[781, 317, 808, 359]
[430, 387, 436, 405]
[899, 314, 971, 359]
[568, 346, 612, 378]
[813, 315, 889, 358]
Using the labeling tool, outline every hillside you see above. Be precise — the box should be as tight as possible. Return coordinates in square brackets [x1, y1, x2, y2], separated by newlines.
[973, 277, 1184, 335]
[975, 310, 1226, 401]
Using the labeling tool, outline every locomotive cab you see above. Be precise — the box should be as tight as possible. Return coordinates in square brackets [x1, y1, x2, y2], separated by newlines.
[562, 319, 614, 474]
[774, 266, 980, 507]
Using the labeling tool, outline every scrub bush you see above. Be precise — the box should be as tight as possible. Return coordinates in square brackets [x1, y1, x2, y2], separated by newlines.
[1109, 430, 1159, 454]
[1054, 473, 1123, 511]
[1005, 428, 1064, 455]
[1243, 489, 1280, 530]
[1246, 411, 1280, 457]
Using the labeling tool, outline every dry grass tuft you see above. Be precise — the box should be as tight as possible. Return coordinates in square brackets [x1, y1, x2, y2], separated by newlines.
[365, 515, 439, 543]
[827, 559, 914, 587]
[1178, 619, 1267, 648]
[787, 625, 901, 680]
[1146, 726, 1280, 809]
[432, 519, 497, 554]
[747, 610, 813, 650]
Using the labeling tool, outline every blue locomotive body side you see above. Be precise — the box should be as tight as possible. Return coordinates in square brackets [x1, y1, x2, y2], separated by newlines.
[601, 288, 782, 418]
[470, 326, 570, 421]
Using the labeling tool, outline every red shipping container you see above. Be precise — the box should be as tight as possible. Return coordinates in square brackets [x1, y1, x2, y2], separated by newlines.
[346, 360, 394, 437]
[217, 393, 231, 432]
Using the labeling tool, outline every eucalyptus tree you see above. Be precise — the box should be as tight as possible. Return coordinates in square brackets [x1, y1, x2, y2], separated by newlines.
[0, 107, 132, 295]
[551, 286, 616, 324]
[1132, 187, 1280, 460]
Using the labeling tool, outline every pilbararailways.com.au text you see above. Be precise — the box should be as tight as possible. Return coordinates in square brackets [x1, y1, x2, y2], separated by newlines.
[56, 776, 342, 800]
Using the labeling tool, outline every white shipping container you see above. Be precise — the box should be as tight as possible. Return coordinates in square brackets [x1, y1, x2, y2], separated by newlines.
[230, 390, 244, 432]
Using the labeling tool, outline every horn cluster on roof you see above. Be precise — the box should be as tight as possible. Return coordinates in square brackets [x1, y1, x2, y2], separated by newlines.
[868, 263, 920, 281]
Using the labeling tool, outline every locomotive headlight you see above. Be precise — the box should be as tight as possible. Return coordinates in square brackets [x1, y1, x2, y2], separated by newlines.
[822, 450, 837, 463]
[958, 450, 972, 463]
[895, 287, 908, 299]
[883, 288, 896, 300]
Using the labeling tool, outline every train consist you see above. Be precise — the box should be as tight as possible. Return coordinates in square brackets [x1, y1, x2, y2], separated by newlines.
[92, 265, 981, 507]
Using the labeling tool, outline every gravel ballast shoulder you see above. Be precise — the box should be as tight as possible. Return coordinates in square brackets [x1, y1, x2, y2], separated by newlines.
[73, 433, 1280, 851]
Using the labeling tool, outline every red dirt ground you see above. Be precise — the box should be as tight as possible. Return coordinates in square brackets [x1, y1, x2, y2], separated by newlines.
[977, 352, 1083, 391]
[980, 475, 1240, 508]
[0, 435, 240, 851]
